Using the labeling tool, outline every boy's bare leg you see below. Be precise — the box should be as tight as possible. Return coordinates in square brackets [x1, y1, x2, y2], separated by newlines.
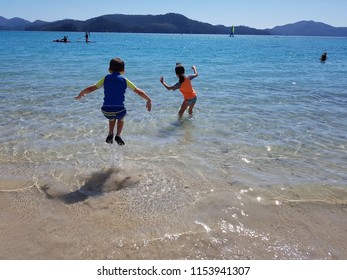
[109, 119, 116, 135]
[106, 120, 116, 144]
[116, 119, 124, 136]
[115, 119, 125, 145]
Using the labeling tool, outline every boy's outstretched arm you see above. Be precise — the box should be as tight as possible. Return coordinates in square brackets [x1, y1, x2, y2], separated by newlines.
[134, 88, 152, 112]
[74, 85, 98, 100]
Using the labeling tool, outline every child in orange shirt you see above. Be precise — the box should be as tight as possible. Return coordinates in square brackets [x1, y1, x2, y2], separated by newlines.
[160, 63, 198, 118]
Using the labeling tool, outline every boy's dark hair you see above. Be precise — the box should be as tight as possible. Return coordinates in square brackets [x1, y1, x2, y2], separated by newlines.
[175, 64, 185, 83]
[109, 58, 125, 72]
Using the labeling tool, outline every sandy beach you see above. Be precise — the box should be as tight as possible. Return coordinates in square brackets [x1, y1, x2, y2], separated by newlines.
[1, 32, 346, 260]
[1, 173, 346, 260]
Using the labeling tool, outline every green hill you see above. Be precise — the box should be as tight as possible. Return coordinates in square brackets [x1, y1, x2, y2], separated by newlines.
[25, 13, 269, 35]
[2, 13, 346, 36]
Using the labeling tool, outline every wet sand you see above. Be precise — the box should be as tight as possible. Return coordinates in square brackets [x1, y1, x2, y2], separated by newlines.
[1, 172, 346, 260]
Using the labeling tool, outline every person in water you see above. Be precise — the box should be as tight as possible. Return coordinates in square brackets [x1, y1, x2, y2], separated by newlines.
[320, 52, 327, 62]
[160, 63, 198, 118]
[75, 58, 152, 145]
[85, 32, 89, 43]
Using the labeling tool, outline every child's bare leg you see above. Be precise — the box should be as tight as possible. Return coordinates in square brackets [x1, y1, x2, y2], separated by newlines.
[178, 100, 189, 119]
[106, 119, 116, 144]
[108, 119, 116, 135]
[188, 102, 195, 115]
[116, 119, 124, 136]
[115, 119, 125, 145]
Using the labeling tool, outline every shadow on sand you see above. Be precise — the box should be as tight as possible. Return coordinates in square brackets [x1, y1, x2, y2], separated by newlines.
[41, 167, 138, 205]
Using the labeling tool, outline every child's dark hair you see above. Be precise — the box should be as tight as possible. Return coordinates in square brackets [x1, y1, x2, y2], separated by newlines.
[109, 58, 125, 72]
[175, 64, 185, 83]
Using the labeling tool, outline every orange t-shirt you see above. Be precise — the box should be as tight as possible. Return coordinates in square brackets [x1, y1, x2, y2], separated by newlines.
[173, 75, 197, 100]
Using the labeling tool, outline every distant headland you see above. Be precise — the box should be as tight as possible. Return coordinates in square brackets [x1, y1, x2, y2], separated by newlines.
[1, 13, 347, 37]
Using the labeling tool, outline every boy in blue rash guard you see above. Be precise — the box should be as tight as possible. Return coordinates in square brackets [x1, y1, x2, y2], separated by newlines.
[75, 58, 152, 145]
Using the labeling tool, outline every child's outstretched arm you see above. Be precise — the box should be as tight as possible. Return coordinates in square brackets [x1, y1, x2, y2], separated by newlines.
[160, 76, 175, 90]
[74, 85, 98, 100]
[134, 88, 152, 112]
[191, 66, 198, 77]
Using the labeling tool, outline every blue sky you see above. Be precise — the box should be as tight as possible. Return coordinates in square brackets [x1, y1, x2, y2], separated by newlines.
[1, 0, 346, 28]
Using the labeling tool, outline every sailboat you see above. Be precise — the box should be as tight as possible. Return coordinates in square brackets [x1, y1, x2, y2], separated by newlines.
[230, 25, 235, 37]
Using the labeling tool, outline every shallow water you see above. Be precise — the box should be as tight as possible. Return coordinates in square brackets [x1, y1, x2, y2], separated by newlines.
[0, 31, 346, 259]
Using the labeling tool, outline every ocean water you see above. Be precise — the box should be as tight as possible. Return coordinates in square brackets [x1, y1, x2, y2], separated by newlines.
[0, 31, 346, 259]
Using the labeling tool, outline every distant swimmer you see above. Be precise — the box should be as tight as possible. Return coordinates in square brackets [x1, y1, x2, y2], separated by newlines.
[320, 52, 327, 62]
[85, 32, 89, 43]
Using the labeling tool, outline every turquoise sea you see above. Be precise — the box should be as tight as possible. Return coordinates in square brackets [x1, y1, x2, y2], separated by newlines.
[0, 31, 346, 259]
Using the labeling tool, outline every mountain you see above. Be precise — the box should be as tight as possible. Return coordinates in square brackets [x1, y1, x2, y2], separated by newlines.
[0, 14, 346, 36]
[25, 13, 269, 35]
[270, 20, 347, 37]
[0, 16, 31, 30]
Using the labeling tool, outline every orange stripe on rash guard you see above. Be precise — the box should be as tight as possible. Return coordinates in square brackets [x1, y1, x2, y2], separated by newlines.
[179, 77, 196, 100]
